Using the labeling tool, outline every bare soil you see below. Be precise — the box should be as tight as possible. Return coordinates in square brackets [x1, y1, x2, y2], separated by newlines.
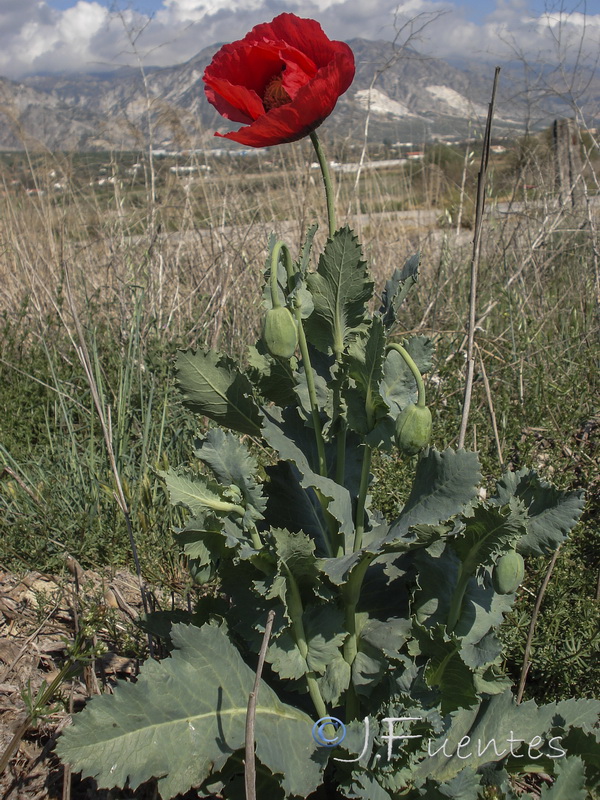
[0, 565, 170, 799]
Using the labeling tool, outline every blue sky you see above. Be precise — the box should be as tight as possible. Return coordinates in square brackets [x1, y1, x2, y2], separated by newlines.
[2, 0, 599, 78]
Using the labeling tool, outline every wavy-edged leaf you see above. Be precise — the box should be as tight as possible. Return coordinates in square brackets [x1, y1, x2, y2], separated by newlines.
[294, 363, 330, 423]
[176, 349, 262, 436]
[413, 690, 600, 784]
[493, 469, 585, 555]
[540, 756, 587, 799]
[352, 616, 411, 696]
[247, 342, 297, 407]
[321, 524, 445, 588]
[379, 252, 420, 328]
[267, 605, 346, 681]
[345, 317, 389, 434]
[387, 449, 481, 543]
[561, 728, 600, 787]
[56, 624, 324, 799]
[413, 543, 515, 648]
[408, 622, 479, 714]
[450, 502, 527, 573]
[418, 767, 483, 799]
[343, 772, 393, 800]
[318, 653, 351, 705]
[160, 470, 241, 519]
[262, 462, 328, 552]
[195, 428, 266, 523]
[203, 751, 286, 800]
[268, 528, 321, 600]
[262, 407, 354, 542]
[304, 226, 373, 355]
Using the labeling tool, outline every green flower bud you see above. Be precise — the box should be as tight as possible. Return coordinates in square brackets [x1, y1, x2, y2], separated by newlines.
[493, 550, 525, 594]
[263, 306, 298, 358]
[189, 559, 215, 586]
[395, 403, 432, 455]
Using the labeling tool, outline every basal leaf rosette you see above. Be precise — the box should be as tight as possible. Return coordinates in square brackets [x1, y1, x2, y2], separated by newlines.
[203, 13, 355, 146]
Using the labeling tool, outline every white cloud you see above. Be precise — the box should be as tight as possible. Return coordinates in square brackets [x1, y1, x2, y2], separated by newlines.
[0, 0, 598, 79]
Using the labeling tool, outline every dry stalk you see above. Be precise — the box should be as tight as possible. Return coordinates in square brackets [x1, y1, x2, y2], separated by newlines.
[476, 344, 504, 469]
[244, 609, 275, 800]
[517, 548, 561, 703]
[457, 67, 500, 449]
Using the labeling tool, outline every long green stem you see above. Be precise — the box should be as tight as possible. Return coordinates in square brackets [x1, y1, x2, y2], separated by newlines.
[341, 554, 374, 720]
[271, 240, 327, 479]
[387, 343, 426, 406]
[353, 444, 372, 552]
[308, 133, 348, 552]
[310, 131, 336, 238]
[284, 566, 329, 720]
[447, 565, 469, 632]
[333, 363, 347, 523]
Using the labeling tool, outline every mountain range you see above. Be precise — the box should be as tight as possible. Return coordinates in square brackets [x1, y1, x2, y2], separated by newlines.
[0, 38, 597, 151]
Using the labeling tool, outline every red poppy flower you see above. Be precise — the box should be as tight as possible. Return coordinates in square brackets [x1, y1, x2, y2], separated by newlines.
[203, 13, 355, 147]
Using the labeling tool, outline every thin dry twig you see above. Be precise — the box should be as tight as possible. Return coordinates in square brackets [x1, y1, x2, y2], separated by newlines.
[476, 344, 504, 469]
[0, 465, 44, 506]
[0, 594, 64, 684]
[517, 548, 561, 704]
[458, 66, 501, 449]
[244, 609, 275, 800]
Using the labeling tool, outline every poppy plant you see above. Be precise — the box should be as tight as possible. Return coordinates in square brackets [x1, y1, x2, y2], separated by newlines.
[203, 13, 355, 147]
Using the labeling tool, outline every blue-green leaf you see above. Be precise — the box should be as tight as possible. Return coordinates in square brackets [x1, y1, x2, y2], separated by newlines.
[247, 342, 297, 407]
[345, 317, 389, 434]
[56, 624, 324, 799]
[176, 349, 262, 436]
[540, 757, 587, 799]
[262, 408, 354, 541]
[493, 469, 585, 555]
[195, 428, 266, 523]
[387, 449, 481, 543]
[304, 226, 373, 355]
[379, 252, 420, 328]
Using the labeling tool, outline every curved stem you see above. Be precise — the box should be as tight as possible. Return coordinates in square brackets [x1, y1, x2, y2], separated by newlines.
[247, 523, 263, 551]
[310, 131, 336, 238]
[387, 343, 426, 407]
[269, 241, 286, 309]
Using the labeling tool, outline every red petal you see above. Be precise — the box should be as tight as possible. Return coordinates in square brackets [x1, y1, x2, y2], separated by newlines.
[204, 41, 286, 121]
[244, 13, 340, 70]
[215, 49, 355, 147]
[277, 43, 317, 98]
[204, 81, 261, 124]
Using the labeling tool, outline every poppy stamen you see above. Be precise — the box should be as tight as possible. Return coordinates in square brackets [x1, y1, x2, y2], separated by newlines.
[263, 73, 292, 110]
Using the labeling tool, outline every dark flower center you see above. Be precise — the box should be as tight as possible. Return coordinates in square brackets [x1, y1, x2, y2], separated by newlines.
[263, 73, 292, 111]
